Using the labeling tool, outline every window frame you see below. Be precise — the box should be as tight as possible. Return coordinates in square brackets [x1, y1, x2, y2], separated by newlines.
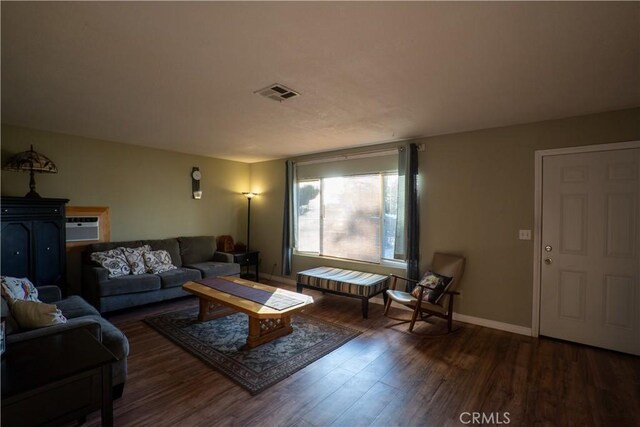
[293, 171, 406, 268]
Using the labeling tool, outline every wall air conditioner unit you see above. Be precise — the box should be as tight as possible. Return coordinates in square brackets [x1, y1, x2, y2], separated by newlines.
[66, 216, 100, 242]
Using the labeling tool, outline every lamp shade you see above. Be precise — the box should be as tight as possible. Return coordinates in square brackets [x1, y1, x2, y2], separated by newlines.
[243, 192, 258, 199]
[3, 145, 58, 174]
[3, 145, 58, 198]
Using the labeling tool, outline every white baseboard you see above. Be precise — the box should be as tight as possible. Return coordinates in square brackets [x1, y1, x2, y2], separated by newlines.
[451, 313, 532, 336]
[267, 275, 532, 336]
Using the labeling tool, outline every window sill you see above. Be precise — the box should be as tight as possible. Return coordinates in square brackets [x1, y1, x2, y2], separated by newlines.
[294, 252, 406, 271]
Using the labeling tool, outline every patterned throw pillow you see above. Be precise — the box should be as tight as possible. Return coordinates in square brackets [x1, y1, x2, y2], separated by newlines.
[143, 250, 177, 274]
[1, 276, 40, 303]
[410, 271, 453, 304]
[91, 248, 131, 278]
[122, 245, 151, 275]
[11, 299, 67, 329]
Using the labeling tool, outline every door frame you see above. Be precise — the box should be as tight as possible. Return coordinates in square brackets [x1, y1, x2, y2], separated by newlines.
[532, 140, 640, 337]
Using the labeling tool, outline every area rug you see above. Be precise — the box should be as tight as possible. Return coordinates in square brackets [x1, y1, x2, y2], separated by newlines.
[144, 307, 361, 395]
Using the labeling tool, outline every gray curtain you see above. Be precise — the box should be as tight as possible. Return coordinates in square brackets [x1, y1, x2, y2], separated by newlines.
[281, 160, 295, 276]
[394, 144, 420, 284]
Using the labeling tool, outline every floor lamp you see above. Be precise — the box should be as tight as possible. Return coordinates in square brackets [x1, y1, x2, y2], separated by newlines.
[242, 192, 258, 251]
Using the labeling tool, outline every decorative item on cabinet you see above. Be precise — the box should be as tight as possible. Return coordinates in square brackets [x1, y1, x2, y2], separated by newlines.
[2, 145, 58, 198]
[0, 196, 69, 292]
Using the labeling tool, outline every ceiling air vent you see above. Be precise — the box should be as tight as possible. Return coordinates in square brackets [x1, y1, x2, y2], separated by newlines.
[255, 83, 300, 102]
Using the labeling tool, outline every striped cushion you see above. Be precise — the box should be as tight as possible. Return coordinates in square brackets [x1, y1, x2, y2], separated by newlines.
[297, 267, 388, 297]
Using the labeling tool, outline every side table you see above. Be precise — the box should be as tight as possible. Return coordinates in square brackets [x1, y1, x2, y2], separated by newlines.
[222, 250, 260, 282]
[1, 328, 116, 427]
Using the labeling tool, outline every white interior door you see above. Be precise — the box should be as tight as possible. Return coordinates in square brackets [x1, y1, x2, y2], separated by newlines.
[540, 148, 640, 355]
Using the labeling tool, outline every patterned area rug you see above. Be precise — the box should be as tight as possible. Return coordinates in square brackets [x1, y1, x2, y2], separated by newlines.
[144, 307, 361, 395]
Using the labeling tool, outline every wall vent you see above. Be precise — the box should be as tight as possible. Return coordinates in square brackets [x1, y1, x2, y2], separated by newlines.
[255, 83, 300, 102]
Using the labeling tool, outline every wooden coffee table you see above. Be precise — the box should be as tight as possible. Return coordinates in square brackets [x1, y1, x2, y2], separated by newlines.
[183, 276, 314, 348]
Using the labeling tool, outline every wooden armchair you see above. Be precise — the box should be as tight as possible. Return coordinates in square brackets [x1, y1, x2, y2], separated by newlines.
[383, 253, 465, 334]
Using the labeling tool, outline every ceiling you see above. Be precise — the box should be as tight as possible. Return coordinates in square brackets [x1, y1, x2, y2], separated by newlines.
[2, 2, 639, 163]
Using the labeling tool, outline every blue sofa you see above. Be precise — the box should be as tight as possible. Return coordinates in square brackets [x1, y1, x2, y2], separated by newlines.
[1, 286, 129, 398]
[82, 236, 240, 313]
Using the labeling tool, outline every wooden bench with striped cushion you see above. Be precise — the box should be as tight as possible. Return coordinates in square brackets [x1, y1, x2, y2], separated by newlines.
[296, 267, 389, 318]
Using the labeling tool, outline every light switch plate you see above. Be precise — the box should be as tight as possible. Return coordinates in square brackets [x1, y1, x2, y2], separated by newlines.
[519, 230, 531, 240]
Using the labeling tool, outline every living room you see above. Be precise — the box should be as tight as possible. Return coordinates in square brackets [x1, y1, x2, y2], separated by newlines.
[1, 2, 639, 426]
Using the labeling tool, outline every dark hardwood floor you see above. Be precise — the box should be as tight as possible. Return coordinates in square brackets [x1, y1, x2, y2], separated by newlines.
[87, 281, 639, 426]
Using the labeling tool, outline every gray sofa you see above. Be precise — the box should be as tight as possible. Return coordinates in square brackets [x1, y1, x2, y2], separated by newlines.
[1, 286, 129, 398]
[82, 236, 240, 313]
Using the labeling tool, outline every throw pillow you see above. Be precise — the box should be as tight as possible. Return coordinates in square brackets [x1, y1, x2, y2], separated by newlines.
[0, 276, 40, 303]
[122, 245, 151, 275]
[143, 250, 177, 274]
[410, 271, 453, 304]
[11, 299, 67, 329]
[91, 248, 131, 278]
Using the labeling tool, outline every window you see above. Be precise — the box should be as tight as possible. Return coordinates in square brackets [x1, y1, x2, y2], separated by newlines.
[296, 171, 399, 264]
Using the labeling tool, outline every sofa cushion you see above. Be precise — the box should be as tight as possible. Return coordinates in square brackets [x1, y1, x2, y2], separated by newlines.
[99, 274, 161, 297]
[143, 250, 177, 274]
[11, 300, 67, 329]
[87, 240, 143, 253]
[157, 267, 201, 289]
[1, 276, 40, 302]
[84, 240, 143, 264]
[141, 239, 182, 268]
[56, 295, 101, 319]
[185, 262, 241, 278]
[91, 248, 131, 278]
[122, 245, 152, 275]
[178, 236, 216, 265]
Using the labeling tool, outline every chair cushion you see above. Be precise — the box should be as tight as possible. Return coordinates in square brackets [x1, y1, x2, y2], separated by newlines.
[144, 250, 177, 274]
[56, 295, 101, 319]
[386, 290, 447, 314]
[411, 271, 452, 304]
[158, 268, 201, 289]
[185, 262, 240, 278]
[386, 289, 418, 305]
[99, 274, 161, 297]
[178, 236, 216, 265]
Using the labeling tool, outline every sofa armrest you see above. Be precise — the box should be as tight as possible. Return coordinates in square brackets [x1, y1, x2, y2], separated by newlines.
[82, 265, 110, 308]
[6, 317, 102, 345]
[213, 251, 234, 263]
[37, 286, 62, 303]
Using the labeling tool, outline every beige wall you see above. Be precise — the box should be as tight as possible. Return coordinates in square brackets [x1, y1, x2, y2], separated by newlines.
[1, 125, 250, 240]
[250, 108, 640, 327]
[3, 108, 639, 326]
[1, 125, 250, 292]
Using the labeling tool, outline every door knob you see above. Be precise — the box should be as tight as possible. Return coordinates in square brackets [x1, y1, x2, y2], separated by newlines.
[545, 245, 552, 252]
[544, 258, 552, 265]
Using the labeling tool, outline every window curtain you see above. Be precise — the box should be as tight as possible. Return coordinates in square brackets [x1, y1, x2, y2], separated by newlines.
[281, 160, 295, 276]
[394, 143, 420, 283]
